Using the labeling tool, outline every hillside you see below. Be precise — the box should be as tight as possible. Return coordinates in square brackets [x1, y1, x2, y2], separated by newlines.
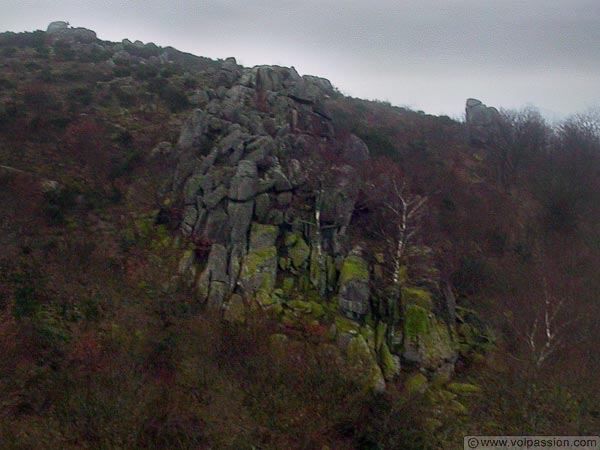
[1, 22, 599, 449]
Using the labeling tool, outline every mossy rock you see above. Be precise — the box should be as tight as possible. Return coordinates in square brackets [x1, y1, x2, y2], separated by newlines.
[347, 334, 385, 393]
[379, 340, 401, 381]
[286, 299, 325, 319]
[405, 372, 428, 395]
[401, 286, 433, 310]
[278, 256, 291, 271]
[284, 232, 299, 246]
[403, 307, 457, 371]
[282, 277, 295, 293]
[339, 254, 369, 286]
[286, 233, 310, 268]
[249, 223, 278, 251]
[421, 319, 456, 366]
[241, 246, 277, 293]
[403, 304, 430, 341]
[334, 316, 360, 335]
[359, 324, 376, 352]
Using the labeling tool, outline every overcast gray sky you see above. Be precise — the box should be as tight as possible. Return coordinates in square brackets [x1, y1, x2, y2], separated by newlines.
[3, 0, 599, 119]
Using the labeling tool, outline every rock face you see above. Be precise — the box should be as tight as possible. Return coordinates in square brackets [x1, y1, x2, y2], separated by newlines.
[170, 59, 458, 388]
[465, 98, 500, 145]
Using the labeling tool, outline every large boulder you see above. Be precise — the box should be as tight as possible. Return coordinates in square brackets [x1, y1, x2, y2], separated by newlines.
[47, 21, 69, 33]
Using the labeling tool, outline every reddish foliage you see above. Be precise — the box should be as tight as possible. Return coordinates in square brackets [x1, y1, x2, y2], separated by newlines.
[62, 118, 110, 172]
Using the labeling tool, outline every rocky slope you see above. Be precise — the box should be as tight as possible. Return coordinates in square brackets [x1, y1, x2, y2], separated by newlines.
[2, 22, 598, 448]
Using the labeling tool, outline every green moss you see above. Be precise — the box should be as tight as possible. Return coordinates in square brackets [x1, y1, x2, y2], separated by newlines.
[282, 277, 295, 293]
[244, 247, 277, 274]
[284, 232, 298, 246]
[375, 322, 387, 351]
[286, 299, 325, 319]
[405, 373, 428, 395]
[249, 223, 278, 250]
[360, 325, 376, 352]
[241, 246, 278, 293]
[334, 316, 360, 335]
[379, 340, 400, 380]
[401, 286, 433, 309]
[278, 257, 290, 270]
[347, 334, 385, 392]
[287, 234, 310, 268]
[403, 304, 430, 341]
[339, 254, 369, 286]
[421, 319, 456, 364]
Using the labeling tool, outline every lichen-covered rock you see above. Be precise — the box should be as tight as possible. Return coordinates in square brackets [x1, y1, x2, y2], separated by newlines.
[376, 322, 401, 380]
[347, 334, 386, 393]
[338, 249, 370, 318]
[285, 232, 310, 268]
[228, 159, 258, 201]
[405, 372, 428, 395]
[240, 246, 277, 293]
[403, 304, 457, 373]
[248, 223, 278, 251]
[239, 223, 279, 296]
[402, 286, 434, 310]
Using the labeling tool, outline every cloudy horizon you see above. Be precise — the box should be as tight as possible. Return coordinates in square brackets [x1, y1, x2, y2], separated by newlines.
[3, 0, 599, 120]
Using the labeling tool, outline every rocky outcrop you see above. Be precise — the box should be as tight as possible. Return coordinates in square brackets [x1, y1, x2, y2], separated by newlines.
[46, 21, 97, 43]
[465, 98, 500, 145]
[170, 59, 458, 388]
[46, 21, 69, 33]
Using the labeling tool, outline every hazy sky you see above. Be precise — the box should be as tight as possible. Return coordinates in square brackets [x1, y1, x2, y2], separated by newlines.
[3, 0, 599, 119]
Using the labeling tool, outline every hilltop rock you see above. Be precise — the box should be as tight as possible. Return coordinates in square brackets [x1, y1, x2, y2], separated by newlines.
[465, 98, 500, 145]
[46, 21, 97, 43]
[47, 21, 69, 33]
